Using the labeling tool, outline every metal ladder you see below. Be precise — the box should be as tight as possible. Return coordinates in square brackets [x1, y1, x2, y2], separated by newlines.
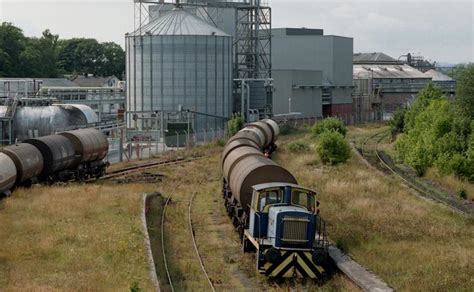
[0, 95, 18, 145]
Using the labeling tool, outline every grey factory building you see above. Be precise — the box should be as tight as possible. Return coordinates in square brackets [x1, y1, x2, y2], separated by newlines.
[353, 52, 432, 117]
[271, 28, 354, 119]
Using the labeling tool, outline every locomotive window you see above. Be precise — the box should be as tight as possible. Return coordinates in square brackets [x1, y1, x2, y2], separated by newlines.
[258, 189, 283, 212]
[291, 190, 316, 213]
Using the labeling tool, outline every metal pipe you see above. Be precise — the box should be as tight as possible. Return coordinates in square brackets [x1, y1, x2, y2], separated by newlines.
[175, 131, 179, 149]
[240, 79, 246, 118]
[246, 82, 250, 121]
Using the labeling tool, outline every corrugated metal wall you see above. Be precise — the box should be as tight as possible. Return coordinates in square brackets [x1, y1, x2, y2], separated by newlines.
[126, 34, 232, 132]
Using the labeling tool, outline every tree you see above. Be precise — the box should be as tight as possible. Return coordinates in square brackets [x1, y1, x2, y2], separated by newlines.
[0, 22, 125, 78]
[0, 22, 26, 77]
[58, 38, 104, 75]
[454, 64, 474, 119]
[395, 81, 474, 180]
[99, 42, 125, 77]
[404, 82, 444, 132]
[20, 30, 60, 77]
[389, 106, 407, 135]
[58, 39, 125, 77]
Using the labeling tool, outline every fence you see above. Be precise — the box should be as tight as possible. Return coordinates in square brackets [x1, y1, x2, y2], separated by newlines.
[106, 112, 383, 164]
[275, 110, 382, 129]
[106, 127, 228, 164]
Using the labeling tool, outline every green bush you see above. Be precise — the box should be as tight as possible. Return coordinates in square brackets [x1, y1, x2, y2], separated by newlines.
[394, 80, 474, 180]
[390, 106, 407, 134]
[317, 131, 351, 165]
[287, 141, 310, 153]
[227, 113, 244, 136]
[311, 117, 347, 137]
[280, 124, 295, 135]
[215, 139, 226, 147]
[456, 186, 467, 200]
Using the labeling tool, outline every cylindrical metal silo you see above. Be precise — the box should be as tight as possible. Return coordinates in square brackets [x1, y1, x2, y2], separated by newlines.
[126, 7, 233, 136]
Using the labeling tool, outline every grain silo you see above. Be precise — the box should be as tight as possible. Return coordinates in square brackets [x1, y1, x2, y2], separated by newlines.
[126, 7, 233, 138]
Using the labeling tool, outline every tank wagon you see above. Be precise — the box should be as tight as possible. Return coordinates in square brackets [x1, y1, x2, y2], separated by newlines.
[222, 119, 329, 279]
[0, 128, 109, 196]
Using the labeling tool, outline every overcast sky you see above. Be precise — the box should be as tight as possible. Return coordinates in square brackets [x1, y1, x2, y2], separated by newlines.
[1, 0, 473, 64]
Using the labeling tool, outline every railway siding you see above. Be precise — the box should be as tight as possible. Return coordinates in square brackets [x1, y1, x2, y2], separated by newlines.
[357, 128, 474, 216]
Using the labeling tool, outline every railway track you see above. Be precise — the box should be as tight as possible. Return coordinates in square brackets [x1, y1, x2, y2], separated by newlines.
[101, 157, 200, 180]
[188, 190, 216, 292]
[160, 181, 216, 291]
[359, 129, 473, 216]
[161, 192, 175, 292]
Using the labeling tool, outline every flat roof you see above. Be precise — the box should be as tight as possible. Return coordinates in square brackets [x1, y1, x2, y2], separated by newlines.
[272, 28, 324, 36]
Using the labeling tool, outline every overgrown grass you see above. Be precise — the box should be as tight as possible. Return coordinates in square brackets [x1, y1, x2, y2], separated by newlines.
[0, 133, 361, 290]
[142, 144, 357, 291]
[286, 140, 311, 153]
[426, 168, 474, 201]
[0, 184, 157, 290]
[274, 127, 474, 291]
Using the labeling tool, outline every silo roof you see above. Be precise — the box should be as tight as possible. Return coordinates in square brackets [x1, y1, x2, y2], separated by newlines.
[128, 8, 229, 37]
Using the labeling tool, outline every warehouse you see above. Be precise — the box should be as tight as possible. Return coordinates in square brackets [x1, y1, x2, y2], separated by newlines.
[353, 52, 432, 117]
[271, 28, 353, 120]
[423, 69, 456, 96]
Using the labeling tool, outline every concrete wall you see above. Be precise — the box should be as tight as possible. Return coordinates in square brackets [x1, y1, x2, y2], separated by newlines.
[272, 70, 323, 118]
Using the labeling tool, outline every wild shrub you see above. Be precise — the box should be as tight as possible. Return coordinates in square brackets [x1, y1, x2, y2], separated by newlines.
[312, 117, 347, 137]
[227, 113, 244, 136]
[390, 106, 407, 135]
[394, 79, 474, 180]
[287, 141, 310, 153]
[456, 186, 467, 200]
[214, 139, 226, 147]
[317, 131, 351, 165]
[280, 124, 295, 135]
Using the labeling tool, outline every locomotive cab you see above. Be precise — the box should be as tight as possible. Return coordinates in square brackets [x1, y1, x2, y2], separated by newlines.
[243, 182, 329, 279]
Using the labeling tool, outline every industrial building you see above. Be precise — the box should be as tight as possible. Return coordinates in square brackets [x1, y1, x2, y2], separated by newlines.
[127, 0, 272, 143]
[126, 7, 232, 137]
[0, 77, 126, 122]
[423, 69, 456, 96]
[271, 28, 354, 119]
[353, 52, 432, 117]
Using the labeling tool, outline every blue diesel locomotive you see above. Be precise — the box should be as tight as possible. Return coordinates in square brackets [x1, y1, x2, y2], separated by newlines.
[222, 119, 329, 279]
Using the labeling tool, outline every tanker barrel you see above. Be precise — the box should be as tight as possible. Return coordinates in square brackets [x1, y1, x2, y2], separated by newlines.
[247, 121, 273, 147]
[24, 135, 76, 177]
[228, 155, 297, 214]
[261, 119, 280, 142]
[222, 138, 260, 166]
[59, 128, 109, 167]
[227, 129, 263, 148]
[223, 146, 263, 182]
[238, 127, 265, 148]
[0, 144, 43, 184]
[0, 153, 17, 194]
